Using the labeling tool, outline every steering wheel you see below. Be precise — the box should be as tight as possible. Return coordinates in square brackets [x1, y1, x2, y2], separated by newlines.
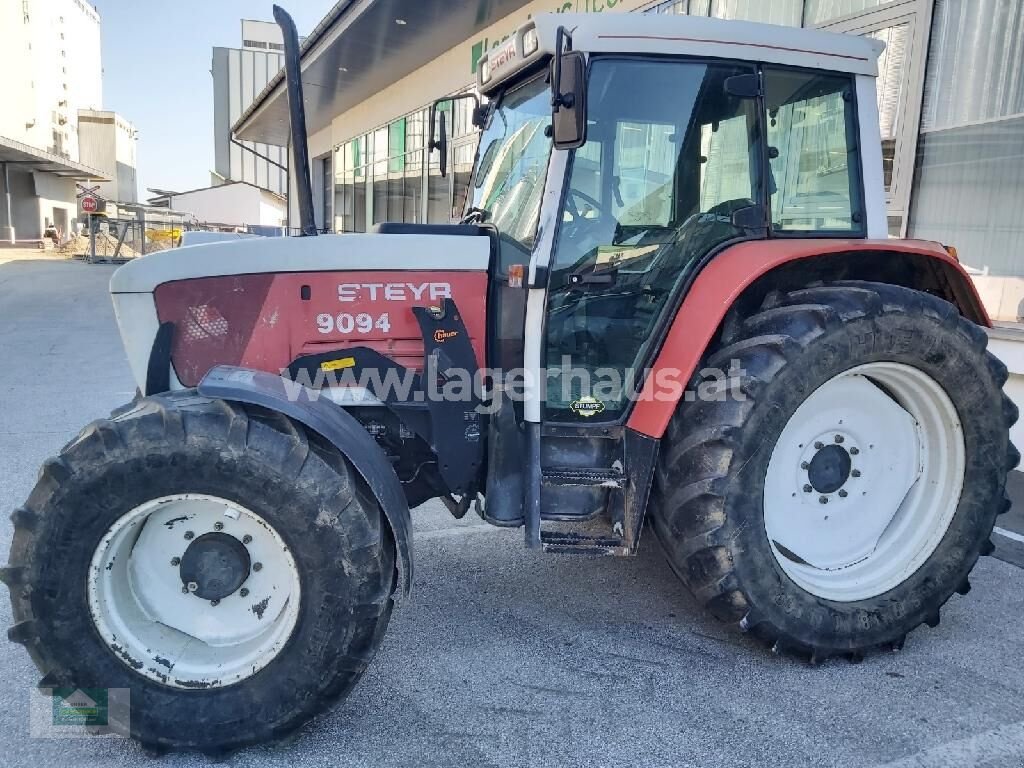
[564, 188, 606, 223]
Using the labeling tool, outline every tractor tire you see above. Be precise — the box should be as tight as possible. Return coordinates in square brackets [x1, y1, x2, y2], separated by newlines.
[651, 281, 1019, 661]
[3, 391, 396, 755]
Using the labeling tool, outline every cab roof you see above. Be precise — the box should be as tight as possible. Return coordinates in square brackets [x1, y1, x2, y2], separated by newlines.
[480, 13, 884, 95]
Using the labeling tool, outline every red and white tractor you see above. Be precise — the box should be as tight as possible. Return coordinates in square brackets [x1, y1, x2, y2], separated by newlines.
[4, 5, 1016, 754]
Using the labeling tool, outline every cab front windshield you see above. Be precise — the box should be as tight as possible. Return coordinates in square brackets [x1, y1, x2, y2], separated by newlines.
[467, 75, 552, 252]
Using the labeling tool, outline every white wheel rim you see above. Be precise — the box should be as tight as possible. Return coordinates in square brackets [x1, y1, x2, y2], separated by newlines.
[88, 494, 301, 688]
[764, 362, 965, 602]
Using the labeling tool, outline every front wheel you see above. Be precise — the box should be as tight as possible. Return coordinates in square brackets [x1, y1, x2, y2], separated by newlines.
[4, 393, 396, 754]
[652, 281, 1018, 659]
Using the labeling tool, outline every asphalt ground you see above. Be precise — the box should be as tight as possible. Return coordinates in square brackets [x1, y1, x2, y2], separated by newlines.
[2, 258, 1024, 768]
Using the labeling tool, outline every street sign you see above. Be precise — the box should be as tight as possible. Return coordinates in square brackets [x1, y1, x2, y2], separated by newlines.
[81, 196, 99, 213]
[76, 184, 102, 199]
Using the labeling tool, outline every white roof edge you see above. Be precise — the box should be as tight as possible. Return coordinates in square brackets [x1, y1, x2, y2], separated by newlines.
[532, 13, 883, 77]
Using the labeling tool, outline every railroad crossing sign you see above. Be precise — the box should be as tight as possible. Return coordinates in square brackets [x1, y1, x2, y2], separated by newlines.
[76, 183, 102, 200]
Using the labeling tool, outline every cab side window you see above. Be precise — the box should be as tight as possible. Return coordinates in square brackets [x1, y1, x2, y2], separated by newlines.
[764, 68, 864, 233]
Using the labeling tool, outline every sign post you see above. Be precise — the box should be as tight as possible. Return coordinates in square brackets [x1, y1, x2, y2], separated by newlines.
[77, 185, 104, 263]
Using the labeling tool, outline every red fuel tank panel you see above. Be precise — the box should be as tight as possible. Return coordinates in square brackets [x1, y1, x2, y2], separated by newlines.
[154, 271, 488, 387]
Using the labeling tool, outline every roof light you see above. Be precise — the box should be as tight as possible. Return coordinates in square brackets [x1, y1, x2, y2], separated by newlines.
[523, 26, 539, 56]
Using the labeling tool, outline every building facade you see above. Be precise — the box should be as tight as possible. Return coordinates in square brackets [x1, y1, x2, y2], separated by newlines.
[78, 110, 138, 203]
[0, 0, 110, 242]
[212, 20, 289, 196]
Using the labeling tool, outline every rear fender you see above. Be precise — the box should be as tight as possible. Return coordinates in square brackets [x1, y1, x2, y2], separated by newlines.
[197, 365, 413, 598]
[628, 238, 988, 439]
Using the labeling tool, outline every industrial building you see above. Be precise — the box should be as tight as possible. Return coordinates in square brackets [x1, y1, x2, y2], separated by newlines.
[0, 0, 138, 244]
[146, 181, 286, 230]
[78, 110, 138, 204]
[212, 20, 291, 196]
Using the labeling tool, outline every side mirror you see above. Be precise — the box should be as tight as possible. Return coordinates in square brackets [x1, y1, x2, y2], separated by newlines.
[437, 111, 448, 178]
[428, 101, 450, 178]
[551, 50, 587, 150]
[429, 92, 482, 179]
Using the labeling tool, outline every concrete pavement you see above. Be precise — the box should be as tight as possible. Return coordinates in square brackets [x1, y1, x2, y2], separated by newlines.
[2, 258, 1024, 768]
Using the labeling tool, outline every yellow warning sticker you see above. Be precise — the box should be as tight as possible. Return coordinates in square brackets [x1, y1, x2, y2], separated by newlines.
[321, 357, 356, 372]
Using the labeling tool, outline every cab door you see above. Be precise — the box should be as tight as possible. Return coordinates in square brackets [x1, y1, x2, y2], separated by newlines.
[540, 58, 765, 427]
[517, 56, 765, 550]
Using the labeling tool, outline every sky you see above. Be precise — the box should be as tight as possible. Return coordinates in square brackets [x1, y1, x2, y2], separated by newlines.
[94, 0, 331, 199]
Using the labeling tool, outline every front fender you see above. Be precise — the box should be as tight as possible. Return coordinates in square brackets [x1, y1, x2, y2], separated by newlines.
[197, 365, 413, 598]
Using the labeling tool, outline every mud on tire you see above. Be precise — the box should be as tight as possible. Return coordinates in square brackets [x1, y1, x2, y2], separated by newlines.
[650, 281, 1019, 660]
[3, 391, 396, 754]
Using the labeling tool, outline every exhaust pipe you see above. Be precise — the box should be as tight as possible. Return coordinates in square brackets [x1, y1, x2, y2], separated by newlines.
[273, 4, 318, 237]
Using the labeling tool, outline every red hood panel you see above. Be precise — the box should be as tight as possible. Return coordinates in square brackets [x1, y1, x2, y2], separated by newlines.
[155, 270, 488, 387]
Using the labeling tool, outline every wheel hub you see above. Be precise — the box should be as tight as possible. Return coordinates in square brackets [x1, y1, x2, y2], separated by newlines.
[807, 443, 852, 494]
[178, 532, 251, 601]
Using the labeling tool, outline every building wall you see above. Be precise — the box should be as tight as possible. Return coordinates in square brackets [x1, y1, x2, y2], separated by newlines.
[212, 23, 289, 196]
[78, 110, 138, 202]
[0, 0, 102, 161]
[169, 183, 285, 227]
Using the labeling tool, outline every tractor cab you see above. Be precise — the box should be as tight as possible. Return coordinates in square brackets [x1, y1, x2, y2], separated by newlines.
[420, 14, 886, 551]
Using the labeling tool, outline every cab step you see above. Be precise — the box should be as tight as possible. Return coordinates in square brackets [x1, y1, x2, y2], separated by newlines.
[540, 530, 628, 556]
[541, 466, 624, 489]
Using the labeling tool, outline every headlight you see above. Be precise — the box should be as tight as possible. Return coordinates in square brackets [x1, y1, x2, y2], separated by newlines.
[523, 27, 539, 56]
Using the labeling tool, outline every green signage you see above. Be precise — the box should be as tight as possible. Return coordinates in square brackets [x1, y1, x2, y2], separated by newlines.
[470, 0, 623, 74]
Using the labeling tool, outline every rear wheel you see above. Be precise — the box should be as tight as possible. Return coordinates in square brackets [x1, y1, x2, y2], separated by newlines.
[651, 281, 1019, 659]
[4, 392, 396, 754]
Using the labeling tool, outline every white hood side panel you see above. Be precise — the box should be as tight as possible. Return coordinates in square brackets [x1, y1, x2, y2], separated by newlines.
[111, 292, 183, 392]
[109, 233, 491, 294]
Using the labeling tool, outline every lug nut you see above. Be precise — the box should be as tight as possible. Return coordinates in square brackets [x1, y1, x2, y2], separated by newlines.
[187, 581, 199, 592]
[210, 599, 220, 607]
[850, 447, 860, 455]
[170, 557, 181, 566]
[852, 469, 861, 478]
[240, 588, 249, 597]
[242, 535, 252, 545]
[839, 489, 849, 498]
[184, 531, 195, 540]
[803, 484, 813, 493]
[253, 562, 262, 572]
[834, 435, 844, 444]
[815, 442, 824, 450]
[213, 522, 224, 531]
[819, 496, 829, 505]
[801, 462, 809, 470]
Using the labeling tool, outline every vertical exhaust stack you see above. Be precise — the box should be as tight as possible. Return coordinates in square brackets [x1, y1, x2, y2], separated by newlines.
[273, 4, 318, 237]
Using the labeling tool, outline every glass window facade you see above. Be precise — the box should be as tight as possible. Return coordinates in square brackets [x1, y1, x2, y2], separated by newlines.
[909, 0, 1024, 314]
[805, 0, 895, 24]
[332, 98, 476, 233]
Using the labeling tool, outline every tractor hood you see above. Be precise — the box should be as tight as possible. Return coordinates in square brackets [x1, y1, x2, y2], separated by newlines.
[110, 233, 490, 294]
[109, 231, 492, 393]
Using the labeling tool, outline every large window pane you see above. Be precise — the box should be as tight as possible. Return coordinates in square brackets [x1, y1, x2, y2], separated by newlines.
[710, 0, 802, 25]
[765, 69, 862, 232]
[806, 0, 893, 25]
[909, 0, 1024, 317]
[868, 23, 910, 192]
